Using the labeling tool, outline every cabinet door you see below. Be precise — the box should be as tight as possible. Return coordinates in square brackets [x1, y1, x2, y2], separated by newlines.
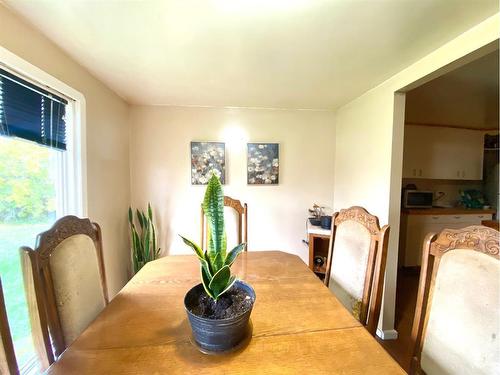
[453, 130, 483, 180]
[403, 214, 494, 267]
[402, 126, 432, 178]
[403, 126, 483, 180]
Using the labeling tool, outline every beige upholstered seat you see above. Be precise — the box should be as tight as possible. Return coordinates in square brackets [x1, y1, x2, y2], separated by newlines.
[50, 234, 106, 345]
[20, 216, 108, 367]
[325, 206, 390, 335]
[411, 226, 500, 375]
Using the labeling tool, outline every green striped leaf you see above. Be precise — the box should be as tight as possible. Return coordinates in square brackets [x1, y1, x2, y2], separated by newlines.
[179, 235, 204, 260]
[208, 265, 231, 299]
[202, 174, 225, 259]
[147, 202, 153, 220]
[201, 265, 215, 299]
[225, 243, 246, 266]
[217, 276, 236, 299]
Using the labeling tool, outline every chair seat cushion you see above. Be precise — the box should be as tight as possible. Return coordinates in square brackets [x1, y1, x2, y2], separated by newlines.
[328, 220, 371, 318]
[50, 234, 106, 345]
[421, 249, 500, 375]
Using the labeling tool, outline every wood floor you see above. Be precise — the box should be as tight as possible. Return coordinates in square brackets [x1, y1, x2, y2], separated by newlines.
[377, 268, 420, 373]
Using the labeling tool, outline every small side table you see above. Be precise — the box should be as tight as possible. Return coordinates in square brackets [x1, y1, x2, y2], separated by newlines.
[307, 221, 331, 281]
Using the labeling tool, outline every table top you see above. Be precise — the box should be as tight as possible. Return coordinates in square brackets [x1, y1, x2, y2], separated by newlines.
[47, 251, 404, 374]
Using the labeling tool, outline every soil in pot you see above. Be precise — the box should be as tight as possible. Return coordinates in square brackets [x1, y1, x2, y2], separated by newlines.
[186, 285, 254, 319]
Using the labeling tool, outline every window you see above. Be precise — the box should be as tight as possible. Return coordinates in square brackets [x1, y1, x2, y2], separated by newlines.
[0, 64, 83, 373]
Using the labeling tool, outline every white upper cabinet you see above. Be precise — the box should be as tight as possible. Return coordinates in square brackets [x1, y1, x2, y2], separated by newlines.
[402, 126, 483, 180]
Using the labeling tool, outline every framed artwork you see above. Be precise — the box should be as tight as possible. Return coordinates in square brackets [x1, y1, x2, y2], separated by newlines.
[247, 143, 279, 185]
[191, 142, 226, 184]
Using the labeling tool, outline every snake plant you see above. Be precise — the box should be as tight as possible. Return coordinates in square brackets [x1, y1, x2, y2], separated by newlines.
[180, 174, 246, 300]
[128, 203, 161, 274]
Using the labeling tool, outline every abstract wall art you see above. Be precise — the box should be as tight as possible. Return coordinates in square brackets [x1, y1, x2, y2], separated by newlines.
[191, 141, 226, 184]
[247, 143, 279, 185]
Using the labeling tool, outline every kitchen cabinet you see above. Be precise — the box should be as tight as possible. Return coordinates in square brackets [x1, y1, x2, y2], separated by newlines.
[402, 125, 484, 180]
[402, 212, 493, 267]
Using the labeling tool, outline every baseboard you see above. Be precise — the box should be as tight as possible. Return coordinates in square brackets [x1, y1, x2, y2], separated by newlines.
[376, 328, 398, 340]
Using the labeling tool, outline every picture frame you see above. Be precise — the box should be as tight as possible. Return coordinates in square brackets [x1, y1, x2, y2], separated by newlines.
[190, 141, 226, 185]
[247, 143, 279, 185]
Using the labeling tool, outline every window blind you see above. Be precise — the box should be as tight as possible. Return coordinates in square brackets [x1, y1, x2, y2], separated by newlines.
[0, 68, 68, 151]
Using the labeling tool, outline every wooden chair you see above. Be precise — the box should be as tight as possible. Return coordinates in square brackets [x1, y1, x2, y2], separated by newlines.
[324, 206, 390, 335]
[20, 216, 108, 366]
[201, 196, 248, 250]
[410, 225, 499, 375]
[0, 278, 18, 375]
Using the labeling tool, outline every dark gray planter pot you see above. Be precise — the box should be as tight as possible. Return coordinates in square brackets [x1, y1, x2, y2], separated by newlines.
[184, 280, 255, 353]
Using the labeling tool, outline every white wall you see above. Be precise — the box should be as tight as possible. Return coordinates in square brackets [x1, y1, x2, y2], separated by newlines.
[0, 4, 131, 297]
[130, 105, 335, 263]
[334, 14, 499, 336]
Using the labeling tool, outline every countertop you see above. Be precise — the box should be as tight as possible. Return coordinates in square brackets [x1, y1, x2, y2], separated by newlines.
[307, 221, 331, 236]
[402, 207, 496, 215]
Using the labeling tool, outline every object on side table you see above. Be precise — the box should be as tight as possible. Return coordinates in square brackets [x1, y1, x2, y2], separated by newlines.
[308, 204, 324, 219]
[309, 217, 321, 226]
[320, 215, 332, 229]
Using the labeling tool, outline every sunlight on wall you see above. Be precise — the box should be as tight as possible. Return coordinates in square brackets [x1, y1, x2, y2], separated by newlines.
[130, 106, 335, 263]
[221, 124, 248, 150]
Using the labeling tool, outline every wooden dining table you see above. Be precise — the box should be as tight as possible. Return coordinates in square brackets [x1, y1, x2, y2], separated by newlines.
[46, 251, 405, 374]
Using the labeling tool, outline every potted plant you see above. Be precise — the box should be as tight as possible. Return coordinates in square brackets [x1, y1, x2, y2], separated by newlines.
[180, 174, 255, 353]
[128, 203, 161, 274]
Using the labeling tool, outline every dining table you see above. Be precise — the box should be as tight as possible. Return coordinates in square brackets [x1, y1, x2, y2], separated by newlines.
[46, 251, 405, 374]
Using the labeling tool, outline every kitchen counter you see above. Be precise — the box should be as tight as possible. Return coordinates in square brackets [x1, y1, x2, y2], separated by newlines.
[402, 207, 496, 215]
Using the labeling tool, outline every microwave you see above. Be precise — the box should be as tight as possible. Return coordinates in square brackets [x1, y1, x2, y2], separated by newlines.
[403, 190, 433, 208]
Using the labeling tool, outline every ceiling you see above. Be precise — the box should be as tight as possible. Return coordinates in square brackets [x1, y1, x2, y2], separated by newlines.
[440, 50, 499, 92]
[3, 0, 499, 109]
[406, 51, 499, 129]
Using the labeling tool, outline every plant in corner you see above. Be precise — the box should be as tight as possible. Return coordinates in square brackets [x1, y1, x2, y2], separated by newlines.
[128, 203, 161, 274]
[180, 173, 255, 353]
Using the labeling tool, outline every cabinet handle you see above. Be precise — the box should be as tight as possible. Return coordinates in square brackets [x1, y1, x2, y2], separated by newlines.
[432, 216, 439, 220]
[419, 169, 422, 177]
[478, 215, 484, 218]
[454, 216, 461, 219]
[413, 169, 416, 176]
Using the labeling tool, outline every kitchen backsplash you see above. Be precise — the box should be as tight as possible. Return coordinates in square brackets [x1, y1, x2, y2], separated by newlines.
[402, 178, 484, 207]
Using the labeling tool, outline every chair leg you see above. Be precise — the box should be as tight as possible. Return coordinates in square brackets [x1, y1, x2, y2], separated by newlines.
[0, 278, 19, 375]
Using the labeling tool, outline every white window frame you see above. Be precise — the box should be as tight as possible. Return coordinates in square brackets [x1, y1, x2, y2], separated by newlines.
[0, 45, 87, 217]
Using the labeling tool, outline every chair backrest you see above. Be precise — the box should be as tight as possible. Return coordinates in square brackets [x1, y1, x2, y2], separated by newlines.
[410, 225, 500, 375]
[201, 196, 248, 251]
[324, 206, 390, 335]
[21, 216, 108, 362]
[0, 279, 18, 375]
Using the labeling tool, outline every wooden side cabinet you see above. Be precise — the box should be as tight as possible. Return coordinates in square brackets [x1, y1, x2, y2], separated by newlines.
[307, 222, 331, 281]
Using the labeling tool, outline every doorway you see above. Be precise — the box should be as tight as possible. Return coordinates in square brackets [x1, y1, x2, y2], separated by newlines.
[386, 49, 499, 371]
